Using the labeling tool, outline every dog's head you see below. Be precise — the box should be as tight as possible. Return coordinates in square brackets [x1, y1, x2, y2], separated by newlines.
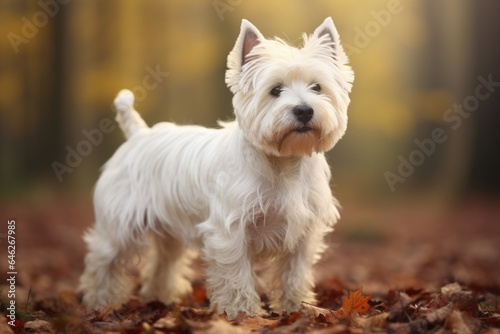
[226, 18, 354, 157]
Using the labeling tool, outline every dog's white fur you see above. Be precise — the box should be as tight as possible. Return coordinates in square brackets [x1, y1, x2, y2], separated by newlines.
[79, 17, 354, 319]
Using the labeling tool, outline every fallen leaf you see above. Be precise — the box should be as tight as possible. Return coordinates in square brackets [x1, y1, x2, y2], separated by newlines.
[387, 322, 411, 334]
[265, 316, 311, 334]
[300, 303, 339, 324]
[425, 302, 454, 324]
[388, 291, 413, 323]
[445, 310, 473, 334]
[232, 313, 278, 331]
[301, 302, 331, 318]
[354, 312, 389, 329]
[441, 282, 462, 298]
[188, 319, 251, 334]
[334, 288, 371, 318]
[153, 315, 182, 331]
[0, 316, 14, 334]
[24, 319, 55, 334]
[192, 284, 208, 306]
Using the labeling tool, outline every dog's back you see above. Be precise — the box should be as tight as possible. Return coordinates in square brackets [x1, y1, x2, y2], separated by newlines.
[94, 118, 232, 245]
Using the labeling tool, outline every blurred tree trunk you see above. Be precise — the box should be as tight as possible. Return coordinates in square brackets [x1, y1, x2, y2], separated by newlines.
[0, 2, 65, 190]
[25, 3, 65, 181]
[466, 0, 500, 195]
[411, 0, 500, 197]
[410, 0, 473, 197]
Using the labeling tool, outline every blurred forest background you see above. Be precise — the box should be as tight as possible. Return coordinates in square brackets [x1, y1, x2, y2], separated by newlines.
[0, 0, 499, 203]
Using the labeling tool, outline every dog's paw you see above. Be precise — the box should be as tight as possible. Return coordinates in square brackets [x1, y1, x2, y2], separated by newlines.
[270, 298, 305, 315]
[223, 305, 266, 320]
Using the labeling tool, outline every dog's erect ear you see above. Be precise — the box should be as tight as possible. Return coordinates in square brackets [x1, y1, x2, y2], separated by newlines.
[226, 19, 265, 92]
[312, 17, 340, 56]
[240, 20, 262, 66]
[234, 19, 264, 67]
[308, 17, 354, 92]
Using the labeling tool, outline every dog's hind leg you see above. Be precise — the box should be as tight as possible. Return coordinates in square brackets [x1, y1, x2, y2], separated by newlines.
[79, 226, 137, 308]
[139, 232, 194, 304]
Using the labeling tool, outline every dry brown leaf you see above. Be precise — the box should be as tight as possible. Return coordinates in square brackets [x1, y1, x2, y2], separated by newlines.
[192, 284, 208, 306]
[387, 322, 411, 333]
[301, 302, 332, 318]
[441, 282, 462, 298]
[188, 319, 251, 334]
[266, 317, 312, 334]
[334, 288, 371, 318]
[354, 312, 389, 329]
[446, 310, 473, 334]
[24, 319, 56, 334]
[153, 316, 179, 330]
[300, 303, 339, 326]
[0, 316, 14, 334]
[232, 313, 278, 331]
[425, 302, 454, 324]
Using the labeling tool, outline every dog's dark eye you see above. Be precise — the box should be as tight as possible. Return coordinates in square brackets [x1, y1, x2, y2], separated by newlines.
[270, 85, 283, 97]
[311, 83, 321, 93]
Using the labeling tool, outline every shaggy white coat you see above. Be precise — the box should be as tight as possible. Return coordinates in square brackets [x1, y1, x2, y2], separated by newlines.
[79, 17, 354, 319]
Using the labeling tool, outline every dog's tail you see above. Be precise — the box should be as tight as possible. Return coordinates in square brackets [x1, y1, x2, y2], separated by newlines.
[113, 89, 148, 139]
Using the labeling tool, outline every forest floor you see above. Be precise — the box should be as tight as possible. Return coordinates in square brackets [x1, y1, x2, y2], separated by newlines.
[1, 194, 499, 333]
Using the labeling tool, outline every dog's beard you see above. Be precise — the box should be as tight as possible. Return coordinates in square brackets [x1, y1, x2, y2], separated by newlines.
[243, 108, 340, 157]
[268, 125, 335, 157]
[277, 128, 320, 157]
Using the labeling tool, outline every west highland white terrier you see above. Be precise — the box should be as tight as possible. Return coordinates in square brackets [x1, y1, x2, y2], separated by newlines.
[79, 17, 354, 319]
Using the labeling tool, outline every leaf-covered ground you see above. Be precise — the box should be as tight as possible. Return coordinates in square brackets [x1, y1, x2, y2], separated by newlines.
[1, 195, 499, 333]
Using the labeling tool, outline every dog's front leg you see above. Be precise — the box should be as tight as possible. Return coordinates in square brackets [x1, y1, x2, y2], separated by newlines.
[201, 222, 263, 319]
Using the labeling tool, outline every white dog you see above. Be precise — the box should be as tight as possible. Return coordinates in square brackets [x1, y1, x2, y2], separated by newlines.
[79, 17, 354, 319]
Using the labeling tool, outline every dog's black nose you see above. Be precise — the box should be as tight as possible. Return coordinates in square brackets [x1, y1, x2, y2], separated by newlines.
[293, 105, 314, 124]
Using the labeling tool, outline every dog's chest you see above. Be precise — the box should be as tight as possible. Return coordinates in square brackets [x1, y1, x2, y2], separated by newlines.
[246, 199, 311, 256]
[247, 209, 286, 254]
